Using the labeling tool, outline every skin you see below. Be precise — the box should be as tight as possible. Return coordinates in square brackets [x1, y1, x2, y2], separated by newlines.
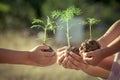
[83, 19, 120, 66]
[57, 20, 120, 79]
[0, 45, 57, 67]
[83, 36, 120, 66]
[57, 47, 110, 79]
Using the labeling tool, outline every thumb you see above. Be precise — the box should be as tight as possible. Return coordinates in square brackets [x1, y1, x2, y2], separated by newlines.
[85, 51, 94, 58]
[83, 52, 93, 61]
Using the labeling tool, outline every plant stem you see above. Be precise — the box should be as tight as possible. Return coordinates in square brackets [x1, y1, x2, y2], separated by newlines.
[89, 24, 92, 40]
[66, 20, 71, 48]
[43, 28, 47, 44]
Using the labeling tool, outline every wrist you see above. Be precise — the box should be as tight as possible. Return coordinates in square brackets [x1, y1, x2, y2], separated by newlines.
[97, 37, 107, 48]
[27, 51, 33, 61]
[100, 47, 111, 59]
[25, 51, 34, 65]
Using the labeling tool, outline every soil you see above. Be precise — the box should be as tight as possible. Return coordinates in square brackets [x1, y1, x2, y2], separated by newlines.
[41, 43, 54, 52]
[80, 39, 101, 52]
[67, 46, 79, 55]
[42, 46, 54, 52]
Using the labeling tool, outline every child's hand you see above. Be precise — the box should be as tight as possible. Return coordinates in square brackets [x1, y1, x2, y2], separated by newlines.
[57, 46, 69, 66]
[57, 46, 87, 70]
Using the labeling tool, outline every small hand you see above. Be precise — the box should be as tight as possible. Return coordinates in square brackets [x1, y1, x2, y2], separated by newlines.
[57, 47, 87, 70]
[65, 52, 88, 70]
[29, 45, 57, 67]
[57, 46, 69, 65]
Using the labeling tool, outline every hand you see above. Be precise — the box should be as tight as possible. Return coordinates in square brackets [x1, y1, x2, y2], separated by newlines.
[57, 46, 68, 65]
[65, 52, 88, 70]
[57, 47, 87, 70]
[81, 48, 106, 66]
[29, 45, 57, 67]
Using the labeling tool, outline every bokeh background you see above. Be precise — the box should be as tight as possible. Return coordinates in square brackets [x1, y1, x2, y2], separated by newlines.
[0, 0, 120, 80]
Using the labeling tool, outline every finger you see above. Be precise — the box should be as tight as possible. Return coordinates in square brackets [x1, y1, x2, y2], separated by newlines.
[85, 51, 95, 58]
[83, 60, 89, 65]
[84, 57, 93, 61]
[67, 60, 79, 70]
[57, 54, 65, 65]
[57, 50, 69, 57]
[83, 57, 93, 65]
[67, 60, 74, 69]
[69, 52, 82, 61]
[80, 50, 86, 57]
[65, 52, 69, 57]
[68, 56, 80, 67]
[61, 57, 68, 68]
[57, 46, 68, 52]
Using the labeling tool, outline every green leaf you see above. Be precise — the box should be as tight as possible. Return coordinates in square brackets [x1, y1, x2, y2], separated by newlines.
[51, 10, 61, 19]
[46, 16, 50, 25]
[59, 6, 82, 22]
[87, 18, 100, 25]
[32, 19, 43, 24]
[31, 25, 43, 29]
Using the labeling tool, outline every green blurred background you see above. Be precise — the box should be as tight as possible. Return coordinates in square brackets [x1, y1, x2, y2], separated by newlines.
[0, 0, 120, 31]
[0, 0, 120, 80]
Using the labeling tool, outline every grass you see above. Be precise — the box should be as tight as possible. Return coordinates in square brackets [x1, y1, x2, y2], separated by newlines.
[0, 30, 100, 80]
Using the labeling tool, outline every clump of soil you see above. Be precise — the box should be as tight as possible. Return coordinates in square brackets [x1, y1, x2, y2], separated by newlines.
[41, 43, 54, 52]
[42, 46, 54, 52]
[80, 39, 101, 52]
[67, 46, 79, 55]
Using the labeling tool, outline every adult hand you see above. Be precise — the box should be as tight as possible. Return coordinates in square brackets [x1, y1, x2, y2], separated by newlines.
[81, 48, 107, 66]
[29, 45, 57, 67]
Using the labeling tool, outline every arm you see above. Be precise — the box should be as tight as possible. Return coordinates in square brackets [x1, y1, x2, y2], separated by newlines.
[0, 48, 30, 64]
[84, 35, 120, 66]
[0, 45, 57, 67]
[82, 20, 120, 66]
[97, 19, 120, 48]
[57, 47, 110, 79]
[80, 64, 109, 79]
[102, 35, 120, 57]
[68, 52, 110, 79]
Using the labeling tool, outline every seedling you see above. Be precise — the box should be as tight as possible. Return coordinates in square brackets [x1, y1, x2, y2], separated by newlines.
[31, 16, 57, 45]
[80, 18, 101, 52]
[31, 16, 57, 52]
[87, 18, 100, 39]
[52, 6, 81, 52]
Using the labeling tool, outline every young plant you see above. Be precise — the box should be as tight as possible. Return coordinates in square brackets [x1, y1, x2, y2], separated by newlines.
[80, 18, 101, 52]
[31, 16, 57, 45]
[87, 18, 100, 40]
[52, 6, 81, 49]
